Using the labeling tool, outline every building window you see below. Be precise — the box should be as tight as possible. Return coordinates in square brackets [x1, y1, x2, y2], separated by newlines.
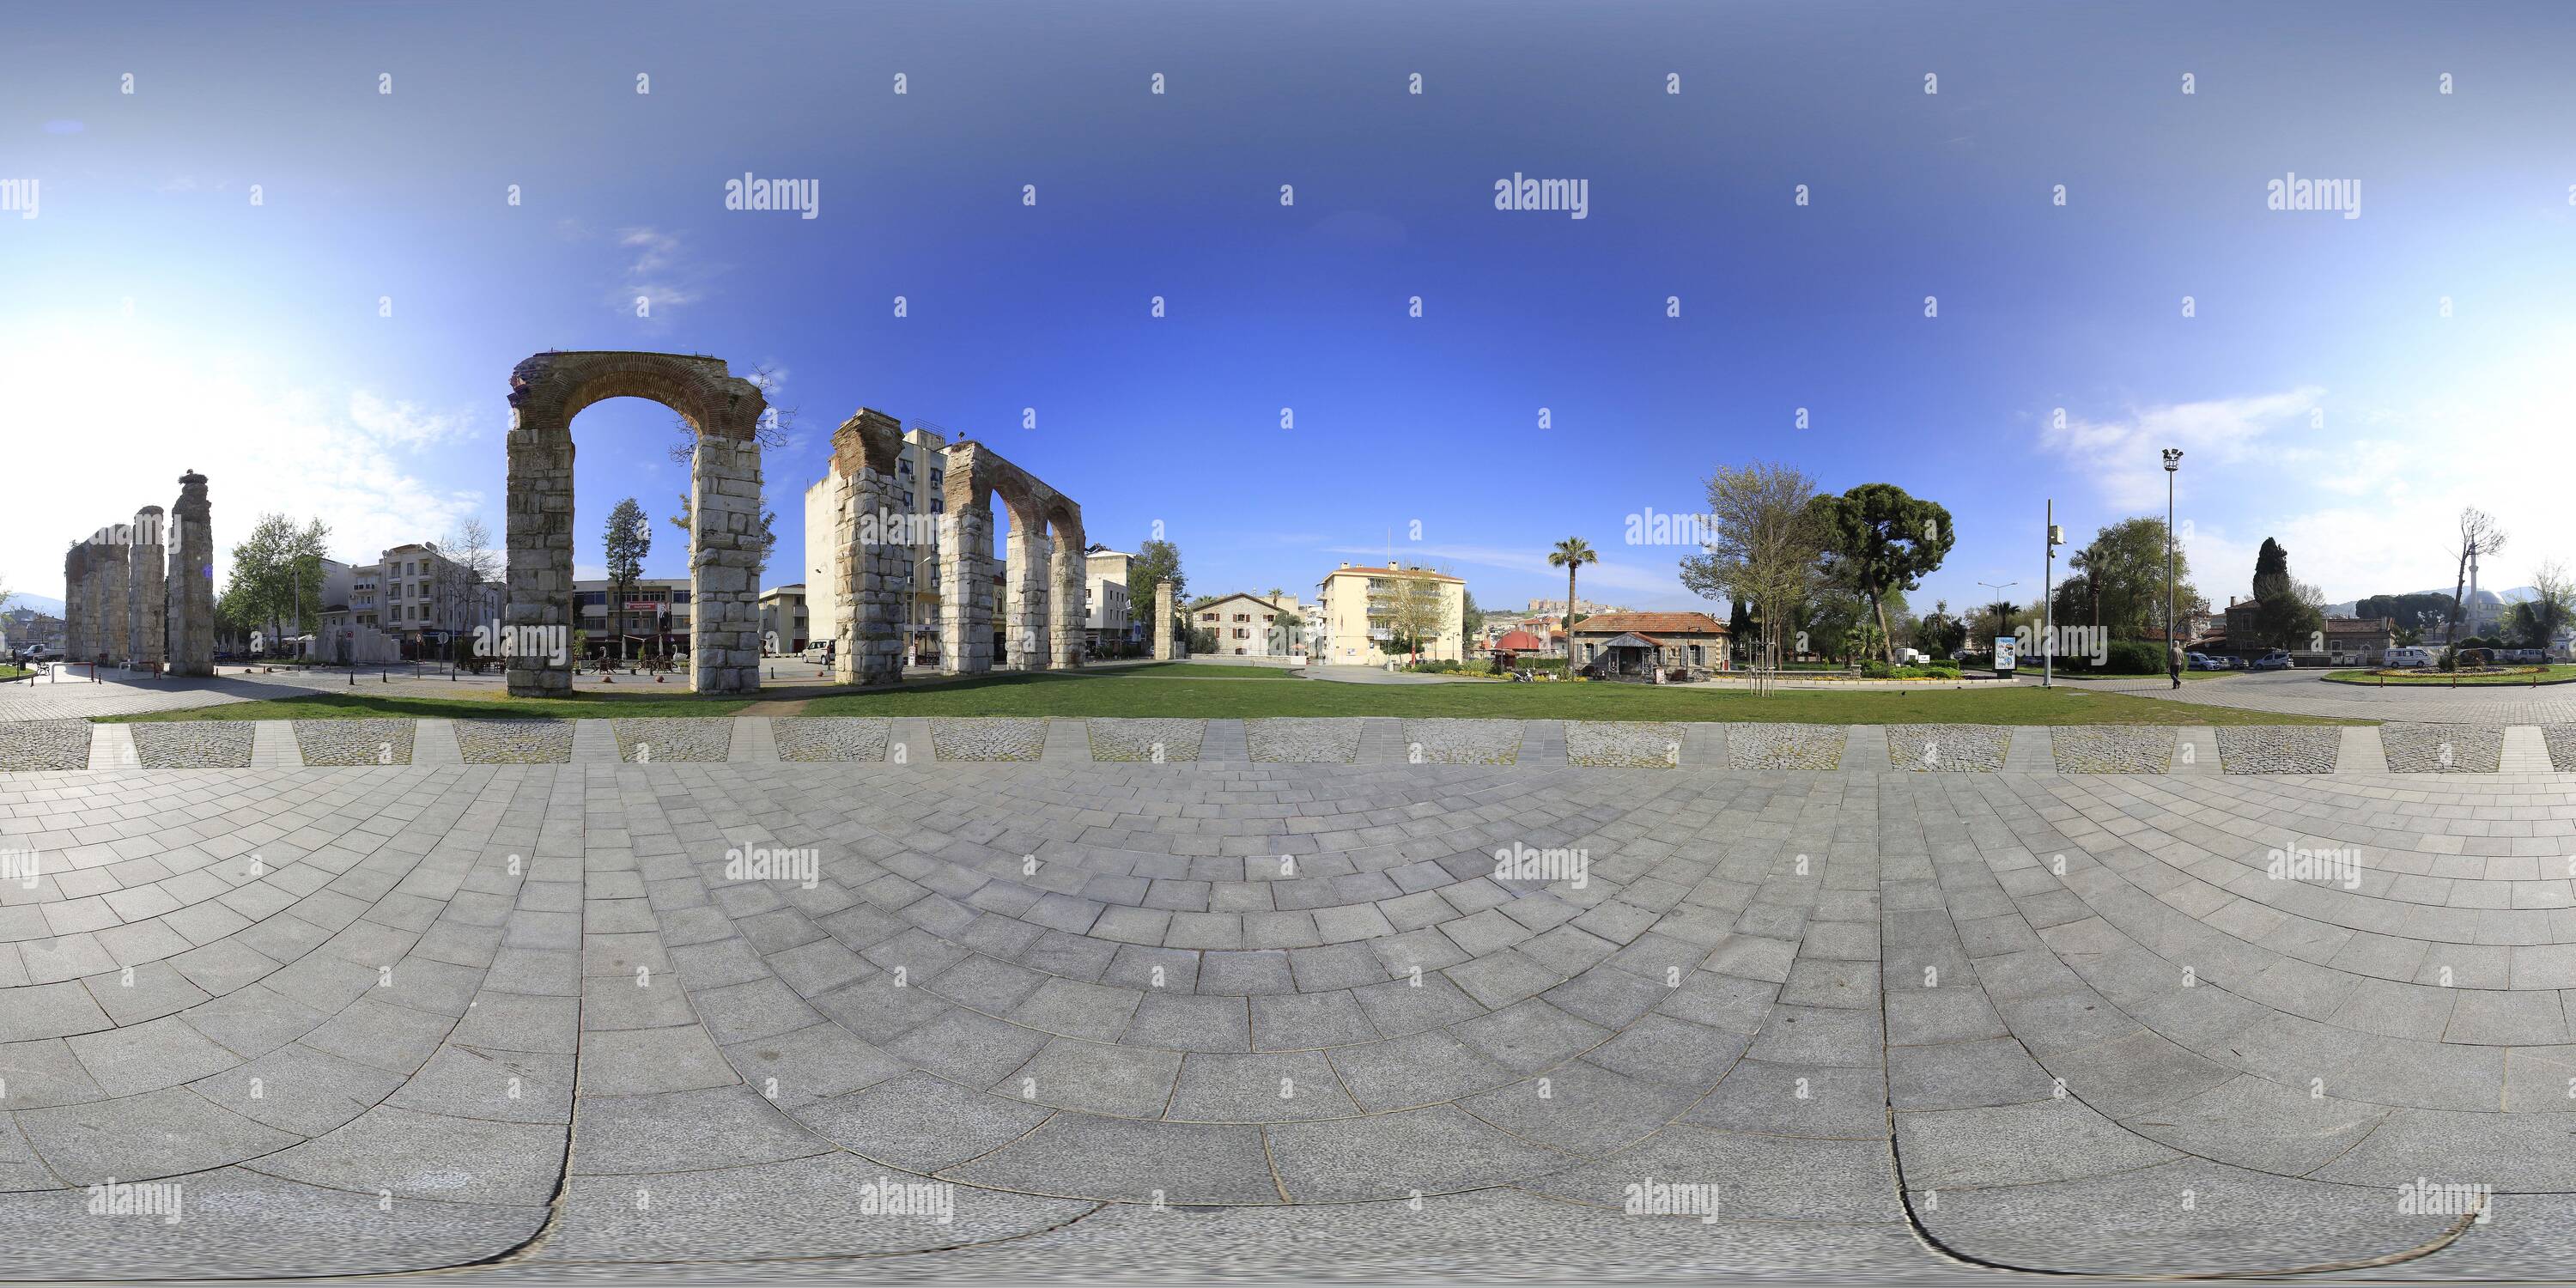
[1233, 628, 1249, 640]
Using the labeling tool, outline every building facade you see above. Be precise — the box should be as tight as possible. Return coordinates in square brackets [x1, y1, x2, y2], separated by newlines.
[759, 584, 810, 653]
[1313, 562, 1467, 665]
[1190, 592, 1305, 658]
[1567, 611, 1732, 674]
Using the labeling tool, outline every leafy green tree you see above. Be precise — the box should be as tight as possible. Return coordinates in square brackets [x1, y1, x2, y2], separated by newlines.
[2355, 592, 2455, 636]
[603, 498, 653, 662]
[1813, 483, 1954, 663]
[1548, 537, 1598, 680]
[2068, 517, 2202, 639]
[2249, 538, 2324, 649]
[1126, 539, 1185, 641]
[2506, 561, 2573, 648]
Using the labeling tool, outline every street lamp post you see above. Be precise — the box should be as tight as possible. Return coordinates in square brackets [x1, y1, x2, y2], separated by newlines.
[2043, 500, 2065, 689]
[2163, 448, 2184, 689]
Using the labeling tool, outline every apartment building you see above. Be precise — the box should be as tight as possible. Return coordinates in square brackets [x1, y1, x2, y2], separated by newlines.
[1313, 562, 1467, 665]
[1190, 592, 1306, 659]
[759, 584, 810, 653]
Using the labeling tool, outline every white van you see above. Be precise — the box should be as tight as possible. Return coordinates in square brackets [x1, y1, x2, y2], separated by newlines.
[2382, 647, 2436, 669]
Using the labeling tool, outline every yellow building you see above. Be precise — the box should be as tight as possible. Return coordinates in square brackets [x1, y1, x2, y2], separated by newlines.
[1314, 562, 1467, 665]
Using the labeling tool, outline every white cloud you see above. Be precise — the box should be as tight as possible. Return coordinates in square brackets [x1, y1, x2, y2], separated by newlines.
[0, 326, 489, 598]
[611, 226, 713, 313]
[2039, 387, 2325, 510]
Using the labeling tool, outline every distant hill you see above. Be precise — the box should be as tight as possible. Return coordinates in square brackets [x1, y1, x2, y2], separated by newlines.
[4, 592, 65, 617]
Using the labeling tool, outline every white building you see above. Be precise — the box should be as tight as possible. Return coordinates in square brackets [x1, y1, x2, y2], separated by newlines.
[1188, 592, 1306, 659]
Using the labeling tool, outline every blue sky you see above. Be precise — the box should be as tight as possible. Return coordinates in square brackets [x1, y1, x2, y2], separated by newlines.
[5, 0, 2572, 620]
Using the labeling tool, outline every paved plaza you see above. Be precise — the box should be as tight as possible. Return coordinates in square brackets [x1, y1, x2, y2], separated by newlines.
[1, 710, 2574, 1281]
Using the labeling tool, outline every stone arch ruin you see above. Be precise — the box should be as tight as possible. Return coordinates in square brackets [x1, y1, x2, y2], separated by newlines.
[504, 351, 767, 696]
[820, 410, 1084, 685]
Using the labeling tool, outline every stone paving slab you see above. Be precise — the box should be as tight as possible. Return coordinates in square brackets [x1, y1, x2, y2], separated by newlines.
[4, 754, 2576, 1279]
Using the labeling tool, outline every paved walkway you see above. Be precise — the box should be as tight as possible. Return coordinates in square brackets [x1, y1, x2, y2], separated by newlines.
[2085, 670, 2576, 725]
[3, 746, 2574, 1279]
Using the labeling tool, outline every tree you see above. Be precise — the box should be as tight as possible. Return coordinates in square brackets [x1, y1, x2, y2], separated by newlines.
[665, 363, 795, 464]
[429, 518, 501, 646]
[2355, 592, 2455, 637]
[1547, 538, 1599, 680]
[1813, 483, 1954, 663]
[1679, 462, 1826, 692]
[2506, 561, 2573, 649]
[2443, 507, 2508, 647]
[603, 498, 653, 663]
[2067, 517, 2202, 639]
[1915, 598, 1967, 657]
[228, 513, 331, 655]
[1978, 600, 2020, 649]
[1370, 574, 1450, 665]
[1459, 589, 1486, 641]
[2246, 539, 2324, 650]
[1126, 539, 1185, 642]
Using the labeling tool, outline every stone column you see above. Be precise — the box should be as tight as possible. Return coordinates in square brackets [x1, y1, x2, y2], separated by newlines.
[1004, 526, 1051, 670]
[130, 508, 167, 668]
[167, 471, 215, 676]
[94, 528, 131, 663]
[1152, 579, 1175, 660]
[504, 419, 574, 696]
[829, 422, 908, 688]
[687, 435, 765, 695]
[62, 544, 87, 663]
[939, 502, 994, 675]
[1048, 532, 1085, 669]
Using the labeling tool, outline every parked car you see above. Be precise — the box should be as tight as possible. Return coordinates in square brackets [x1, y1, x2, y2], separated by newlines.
[2496, 647, 2548, 665]
[2184, 652, 2215, 670]
[2382, 647, 2437, 669]
[2251, 650, 2293, 671]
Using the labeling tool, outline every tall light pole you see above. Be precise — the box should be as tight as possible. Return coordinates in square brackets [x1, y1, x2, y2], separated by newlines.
[2163, 448, 2184, 689]
[2043, 500, 2064, 689]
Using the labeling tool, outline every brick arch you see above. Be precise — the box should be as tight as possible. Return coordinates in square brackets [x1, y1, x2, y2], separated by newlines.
[503, 350, 766, 697]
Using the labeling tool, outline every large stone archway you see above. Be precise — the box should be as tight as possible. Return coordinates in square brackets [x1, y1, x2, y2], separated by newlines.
[504, 351, 767, 696]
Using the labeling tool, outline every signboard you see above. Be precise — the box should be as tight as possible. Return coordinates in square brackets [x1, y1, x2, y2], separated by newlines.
[1993, 636, 2018, 672]
[623, 601, 662, 611]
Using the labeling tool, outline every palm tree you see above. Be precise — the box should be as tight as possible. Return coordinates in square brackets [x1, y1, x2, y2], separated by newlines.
[1983, 600, 2019, 649]
[1548, 537, 1598, 680]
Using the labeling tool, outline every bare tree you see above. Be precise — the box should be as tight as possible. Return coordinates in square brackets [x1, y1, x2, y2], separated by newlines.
[2444, 507, 2507, 647]
[1680, 462, 1827, 694]
[667, 363, 794, 464]
[1369, 574, 1451, 666]
[430, 518, 501, 654]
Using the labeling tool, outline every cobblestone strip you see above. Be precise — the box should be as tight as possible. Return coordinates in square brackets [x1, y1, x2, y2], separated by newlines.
[0, 719, 94, 770]
[294, 718, 416, 766]
[2214, 726, 2341, 774]
[2548, 725, 2576, 773]
[2379, 722, 2505, 774]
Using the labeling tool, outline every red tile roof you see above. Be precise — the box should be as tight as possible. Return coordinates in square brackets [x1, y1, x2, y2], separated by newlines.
[1494, 629, 1546, 651]
[1567, 611, 1728, 636]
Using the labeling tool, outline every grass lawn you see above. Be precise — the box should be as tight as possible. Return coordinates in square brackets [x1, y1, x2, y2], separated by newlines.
[104, 689, 760, 723]
[796, 667, 2356, 725]
[107, 660, 2363, 726]
[2324, 664, 2576, 687]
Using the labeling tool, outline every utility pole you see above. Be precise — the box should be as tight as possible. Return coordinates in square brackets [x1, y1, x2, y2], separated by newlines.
[2163, 448, 2184, 689]
[2044, 500, 2064, 688]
